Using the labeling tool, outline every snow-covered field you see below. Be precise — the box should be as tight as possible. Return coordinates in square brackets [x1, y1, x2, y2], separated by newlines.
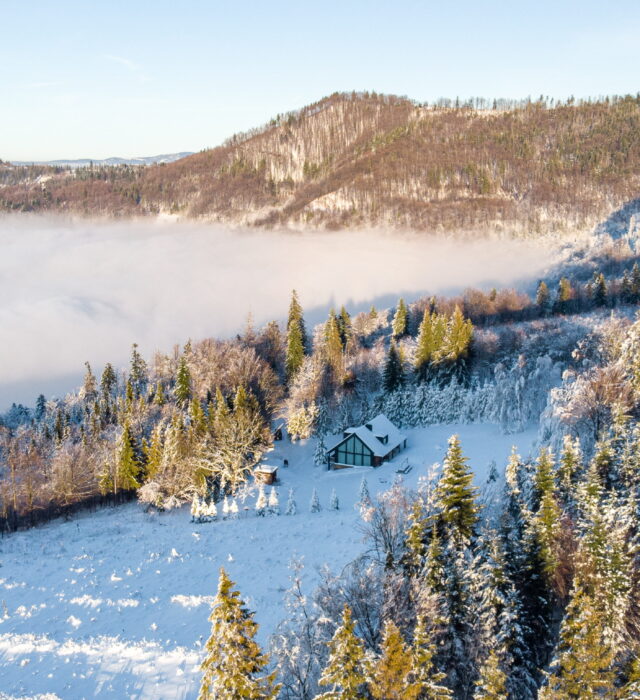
[0, 423, 537, 699]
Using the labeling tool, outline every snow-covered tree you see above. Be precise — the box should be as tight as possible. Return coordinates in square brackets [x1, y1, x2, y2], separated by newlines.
[285, 488, 297, 516]
[255, 485, 267, 516]
[199, 567, 279, 699]
[310, 488, 321, 513]
[317, 605, 367, 699]
[268, 486, 280, 515]
[329, 489, 339, 511]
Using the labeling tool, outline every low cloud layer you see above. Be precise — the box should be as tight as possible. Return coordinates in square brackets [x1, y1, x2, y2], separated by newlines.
[0, 216, 556, 408]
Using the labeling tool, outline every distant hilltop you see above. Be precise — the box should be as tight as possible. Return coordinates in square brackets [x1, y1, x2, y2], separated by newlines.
[2, 91, 640, 235]
[11, 152, 193, 168]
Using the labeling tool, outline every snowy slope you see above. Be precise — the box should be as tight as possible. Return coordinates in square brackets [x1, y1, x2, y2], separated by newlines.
[0, 423, 537, 699]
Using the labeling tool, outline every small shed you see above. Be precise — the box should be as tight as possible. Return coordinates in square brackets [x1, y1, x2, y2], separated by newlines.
[254, 464, 279, 485]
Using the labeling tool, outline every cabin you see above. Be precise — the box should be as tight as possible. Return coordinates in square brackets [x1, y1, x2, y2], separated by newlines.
[325, 414, 407, 470]
[254, 464, 279, 485]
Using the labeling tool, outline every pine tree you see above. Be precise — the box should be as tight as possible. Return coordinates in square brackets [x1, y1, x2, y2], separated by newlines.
[329, 488, 339, 511]
[555, 277, 573, 314]
[175, 355, 192, 406]
[310, 488, 321, 513]
[367, 620, 413, 700]
[435, 435, 479, 542]
[392, 298, 408, 338]
[383, 342, 405, 392]
[154, 381, 167, 406]
[35, 394, 47, 422]
[621, 270, 633, 303]
[474, 650, 507, 699]
[317, 605, 367, 699]
[199, 568, 280, 699]
[285, 488, 297, 516]
[404, 499, 427, 575]
[337, 305, 352, 349]
[100, 362, 117, 401]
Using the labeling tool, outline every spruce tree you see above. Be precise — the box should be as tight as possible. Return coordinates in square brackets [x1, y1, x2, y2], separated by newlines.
[536, 280, 550, 313]
[541, 579, 615, 699]
[199, 568, 279, 699]
[116, 422, 140, 492]
[317, 605, 367, 699]
[285, 290, 307, 383]
[632, 262, 640, 301]
[82, 362, 97, 405]
[337, 305, 352, 349]
[383, 342, 405, 392]
[414, 309, 436, 382]
[554, 277, 573, 314]
[408, 616, 452, 699]
[435, 435, 479, 542]
[367, 620, 413, 700]
[175, 355, 192, 407]
[392, 298, 408, 338]
[129, 343, 148, 398]
[593, 272, 608, 307]
[144, 423, 164, 481]
[621, 270, 633, 303]
[324, 310, 345, 380]
[285, 488, 297, 516]
[474, 650, 507, 699]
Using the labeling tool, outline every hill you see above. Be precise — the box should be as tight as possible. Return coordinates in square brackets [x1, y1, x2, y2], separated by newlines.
[2, 92, 640, 234]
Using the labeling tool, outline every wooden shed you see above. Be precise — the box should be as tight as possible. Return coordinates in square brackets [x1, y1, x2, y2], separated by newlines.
[254, 464, 279, 485]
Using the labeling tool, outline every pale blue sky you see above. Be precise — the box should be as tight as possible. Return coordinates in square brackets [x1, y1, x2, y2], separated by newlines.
[2, 0, 639, 160]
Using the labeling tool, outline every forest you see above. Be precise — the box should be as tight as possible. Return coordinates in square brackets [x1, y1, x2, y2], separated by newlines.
[2, 92, 640, 235]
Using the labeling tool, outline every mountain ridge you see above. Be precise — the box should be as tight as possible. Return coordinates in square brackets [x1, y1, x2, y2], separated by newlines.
[2, 91, 640, 235]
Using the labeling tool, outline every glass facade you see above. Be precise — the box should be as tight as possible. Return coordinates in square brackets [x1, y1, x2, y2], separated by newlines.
[335, 434, 373, 466]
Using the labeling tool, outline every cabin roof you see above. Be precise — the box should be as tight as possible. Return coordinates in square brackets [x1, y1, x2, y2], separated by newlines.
[255, 464, 279, 474]
[326, 413, 406, 457]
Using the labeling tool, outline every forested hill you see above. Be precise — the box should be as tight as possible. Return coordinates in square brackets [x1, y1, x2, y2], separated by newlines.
[2, 92, 640, 234]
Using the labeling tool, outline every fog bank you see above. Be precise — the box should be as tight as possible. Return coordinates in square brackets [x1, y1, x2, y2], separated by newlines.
[0, 216, 556, 408]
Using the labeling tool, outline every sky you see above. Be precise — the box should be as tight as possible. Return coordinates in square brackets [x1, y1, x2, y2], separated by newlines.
[1, 0, 639, 161]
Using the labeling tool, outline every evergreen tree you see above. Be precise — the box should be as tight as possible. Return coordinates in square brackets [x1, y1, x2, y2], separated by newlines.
[329, 488, 339, 511]
[474, 650, 507, 699]
[175, 355, 192, 407]
[154, 381, 167, 406]
[285, 290, 307, 383]
[435, 435, 479, 542]
[285, 488, 297, 516]
[324, 310, 345, 380]
[116, 422, 140, 491]
[408, 616, 452, 699]
[536, 280, 550, 313]
[199, 568, 279, 699]
[404, 499, 427, 575]
[129, 343, 148, 398]
[415, 309, 436, 381]
[367, 620, 413, 700]
[268, 486, 280, 515]
[34, 394, 46, 422]
[100, 362, 117, 400]
[337, 305, 352, 349]
[541, 579, 615, 699]
[632, 262, 640, 301]
[392, 298, 408, 338]
[255, 485, 267, 516]
[383, 342, 405, 392]
[82, 362, 97, 405]
[144, 423, 164, 481]
[317, 605, 367, 699]
[554, 277, 573, 314]
[310, 488, 321, 513]
[621, 270, 633, 304]
[592, 272, 608, 308]
[285, 316, 305, 385]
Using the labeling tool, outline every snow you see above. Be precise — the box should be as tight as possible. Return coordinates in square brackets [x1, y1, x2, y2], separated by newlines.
[0, 422, 537, 698]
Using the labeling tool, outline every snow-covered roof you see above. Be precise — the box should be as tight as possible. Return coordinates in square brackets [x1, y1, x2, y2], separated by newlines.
[326, 413, 406, 458]
[255, 464, 278, 474]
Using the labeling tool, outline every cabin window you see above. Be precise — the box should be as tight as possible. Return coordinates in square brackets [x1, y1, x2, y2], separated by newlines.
[336, 434, 373, 466]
